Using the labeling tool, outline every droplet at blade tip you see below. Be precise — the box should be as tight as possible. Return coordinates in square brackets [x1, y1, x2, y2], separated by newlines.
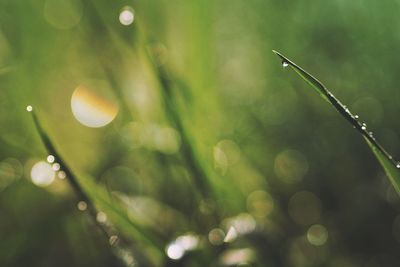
[272, 50, 290, 64]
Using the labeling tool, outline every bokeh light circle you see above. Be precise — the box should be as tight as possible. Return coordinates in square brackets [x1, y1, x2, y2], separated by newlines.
[31, 161, 55, 187]
[71, 84, 119, 128]
[119, 7, 135, 26]
[274, 149, 308, 184]
[307, 224, 328, 246]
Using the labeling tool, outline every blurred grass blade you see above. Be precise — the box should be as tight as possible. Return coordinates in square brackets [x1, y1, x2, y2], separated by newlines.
[273, 50, 400, 193]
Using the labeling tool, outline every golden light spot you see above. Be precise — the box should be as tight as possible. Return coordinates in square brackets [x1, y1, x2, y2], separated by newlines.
[71, 85, 119, 128]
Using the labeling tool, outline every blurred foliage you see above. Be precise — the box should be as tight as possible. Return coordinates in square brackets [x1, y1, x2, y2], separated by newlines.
[2, 0, 400, 266]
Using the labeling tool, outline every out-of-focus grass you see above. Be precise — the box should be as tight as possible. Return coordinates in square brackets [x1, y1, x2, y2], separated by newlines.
[2, 0, 400, 266]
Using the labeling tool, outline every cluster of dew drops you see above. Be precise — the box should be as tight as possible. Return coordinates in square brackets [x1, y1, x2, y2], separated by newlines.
[23, 8, 140, 265]
[26, 105, 121, 247]
[24, 5, 136, 250]
[279, 63, 400, 169]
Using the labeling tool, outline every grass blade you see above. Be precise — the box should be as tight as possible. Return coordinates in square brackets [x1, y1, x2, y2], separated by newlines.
[272, 50, 400, 193]
[27, 106, 164, 266]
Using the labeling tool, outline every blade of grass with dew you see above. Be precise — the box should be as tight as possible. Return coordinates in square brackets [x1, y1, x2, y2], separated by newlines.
[28, 107, 165, 266]
[272, 50, 400, 193]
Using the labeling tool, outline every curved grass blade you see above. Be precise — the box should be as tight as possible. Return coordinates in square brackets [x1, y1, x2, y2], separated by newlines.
[272, 50, 400, 193]
[27, 106, 164, 266]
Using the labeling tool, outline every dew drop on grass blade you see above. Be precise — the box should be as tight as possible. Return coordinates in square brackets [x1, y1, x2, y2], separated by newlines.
[272, 50, 400, 194]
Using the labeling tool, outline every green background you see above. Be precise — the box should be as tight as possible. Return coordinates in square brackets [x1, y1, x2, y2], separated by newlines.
[1, 0, 400, 266]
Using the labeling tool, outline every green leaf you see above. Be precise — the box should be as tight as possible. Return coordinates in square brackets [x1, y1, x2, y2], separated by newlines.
[273, 50, 400, 193]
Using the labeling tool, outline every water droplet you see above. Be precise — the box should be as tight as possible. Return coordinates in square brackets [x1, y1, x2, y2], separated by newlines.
[109, 235, 119, 246]
[96, 211, 107, 223]
[58, 171, 66, 179]
[119, 6, 135, 26]
[361, 123, 367, 130]
[77, 201, 87, 211]
[396, 163, 400, 169]
[354, 115, 359, 119]
[52, 163, 60, 171]
[26, 105, 33, 112]
[47, 155, 55, 163]
[282, 61, 289, 68]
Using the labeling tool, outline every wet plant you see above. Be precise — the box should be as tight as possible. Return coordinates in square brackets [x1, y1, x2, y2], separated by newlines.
[273, 50, 400, 194]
